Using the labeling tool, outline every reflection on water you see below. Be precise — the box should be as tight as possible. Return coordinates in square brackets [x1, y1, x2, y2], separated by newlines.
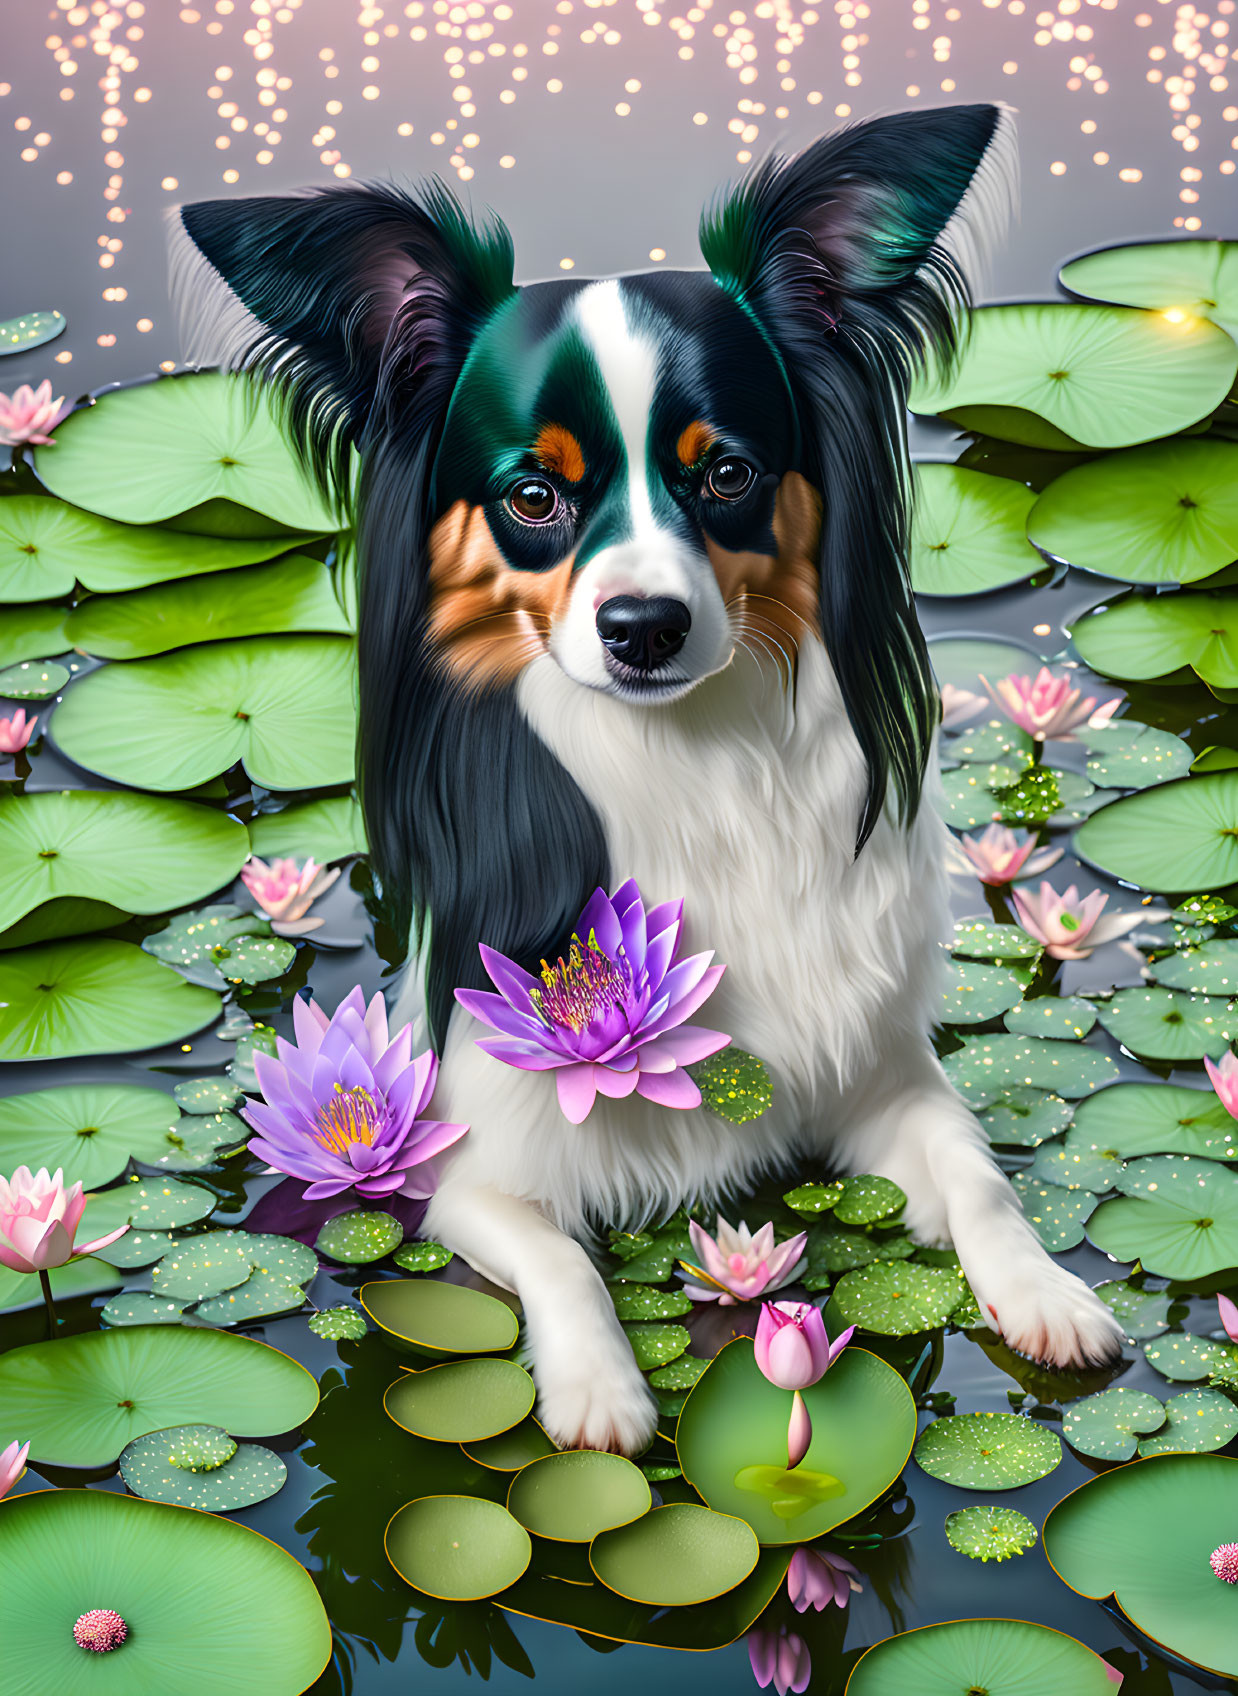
[734, 1462, 847, 1519]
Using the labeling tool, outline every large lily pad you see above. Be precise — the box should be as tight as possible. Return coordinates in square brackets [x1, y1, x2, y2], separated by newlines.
[1060, 237, 1238, 336]
[0, 938, 221, 1060]
[51, 635, 357, 793]
[119, 1423, 288, 1509]
[33, 370, 342, 531]
[1072, 591, 1238, 690]
[1061, 1387, 1166, 1460]
[385, 1359, 535, 1443]
[589, 1503, 758, 1606]
[385, 1495, 532, 1601]
[247, 793, 367, 863]
[1093, 987, 1238, 1061]
[910, 302, 1236, 448]
[675, 1340, 915, 1544]
[830, 1261, 963, 1336]
[1043, 1453, 1238, 1678]
[0, 1083, 180, 1188]
[0, 1324, 319, 1464]
[0, 790, 248, 934]
[1136, 1388, 1238, 1456]
[65, 556, 352, 660]
[0, 602, 69, 669]
[1087, 1155, 1238, 1278]
[909, 465, 1043, 596]
[1074, 775, 1238, 892]
[0, 1487, 332, 1696]
[506, 1450, 652, 1541]
[845, 1618, 1122, 1696]
[913, 1410, 1061, 1489]
[0, 494, 303, 601]
[942, 1033, 1120, 1108]
[360, 1278, 519, 1360]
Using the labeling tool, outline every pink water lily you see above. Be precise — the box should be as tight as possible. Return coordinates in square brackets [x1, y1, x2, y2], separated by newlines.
[956, 824, 1063, 886]
[0, 709, 37, 754]
[0, 380, 71, 446]
[787, 1546, 863, 1611]
[939, 682, 988, 731]
[748, 1627, 811, 1696]
[981, 665, 1121, 742]
[240, 855, 341, 936]
[679, 1217, 807, 1305]
[455, 879, 730, 1126]
[1218, 1291, 1238, 1345]
[0, 1438, 29, 1502]
[0, 1166, 128, 1275]
[1205, 1051, 1238, 1122]
[1011, 881, 1163, 961]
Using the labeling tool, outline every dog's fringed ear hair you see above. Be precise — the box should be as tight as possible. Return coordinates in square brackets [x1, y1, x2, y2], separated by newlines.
[700, 103, 1016, 852]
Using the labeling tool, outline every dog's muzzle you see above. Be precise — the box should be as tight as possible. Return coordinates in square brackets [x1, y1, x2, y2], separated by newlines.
[596, 595, 691, 672]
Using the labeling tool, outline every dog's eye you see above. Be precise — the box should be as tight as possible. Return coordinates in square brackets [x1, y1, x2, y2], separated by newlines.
[507, 477, 560, 525]
[705, 458, 756, 501]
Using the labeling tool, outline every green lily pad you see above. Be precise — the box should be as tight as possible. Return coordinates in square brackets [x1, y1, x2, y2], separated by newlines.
[0, 1083, 180, 1189]
[1088, 1155, 1238, 1278]
[910, 302, 1236, 447]
[315, 1210, 404, 1265]
[1072, 1082, 1238, 1163]
[675, 1340, 915, 1544]
[1029, 439, 1238, 587]
[385, 1358, 535, 1443]
[846, 1617, 1122, 1696]
[1030, 1129, 1125, 1192]
[783, 1180, 845, 1215]
[1092, 1280, 1173, 1339]
[142, 905, 269, 991]
[913, 1410, 1061, 1489]
[247, 793, 367, 863]
[1144, 1331, 1236, 1381]
[308, 1306, 368, 1342]
[978, 1088, 1073, 1148]
[0, 494, 303, 602]
[195, 1268, 308, 1325]
[461, 1418, 558, 1471]
[1061, 1387, 1166, 1460]
[172, 1077, 243, 1114]
[1152, 941, 1238, 998]
[119, 1422, 288, 1509]
[391, 1238, 453, 1274]
[92, 1229, 180, 1269]
[1136, 1387, 1238, 1455]
[1060, 237, 1238, 337]
[805, 1223, 915, 1278]
[689, 1046, 773, 1123]
[0, 602, 68, 670]
[939, 763, 1091, 831]
[0, 307, 66, 353]
[182, 1230, 317, 1288]
[943, 1033, 1120, 1108]
[385, 1495, 532, 1601]
[589, 1503, 758, 1606]
[831, 1262, 962, 1336]
[834, 1175, 906, 1226]
[151, 1236, 255, 1301]
[101, 1292, 187, 1326]
[1099, 988, 1238, 1062]
[1003, 997, 1096, 1041]
[952, 919, 1045, 962]
[0, 1253, 121, 1316]
[0, 790, 249, 935]
[222, 934, 297, 985]
[945, 718, 1036, 768]
[1009, 1175, 1099, 1251]
[943, 1505, 1039, 1562]
[939, 959, 1028, 1025]
[0, 659, 69, 699]
[1084, 722, 1193, 790]
[909, 464, 1043, 596]
[83, 1176, 215, 1236]
[0, 937, 221, 1061]
[33, 370, 342, 531]
[1043, 1452, 1238, 1678]
[228, 1023, 278, 1091]
[0, 1323, 319, 1464]
[153, 1113, 247, 1171]
[66, 556, 351, 661]
[51, 635, 357, 793]
[0, 1487, 331, 1695]
[506, 1449, 652, 1541]
[649, 1354, 709, 1389]
[610, 1284, 692, 1321]
[1072, 592, 1238, 691]
[624, 1322, 690, 1370]
[360, 1277, 519, 1360]
[605, 1224, 693, 1284]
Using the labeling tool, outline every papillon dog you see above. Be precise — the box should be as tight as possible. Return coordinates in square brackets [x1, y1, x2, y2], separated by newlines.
[173, 102, 1123, 1453]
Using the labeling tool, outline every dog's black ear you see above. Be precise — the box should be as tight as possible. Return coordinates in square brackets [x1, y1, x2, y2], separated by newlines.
[171, 179, 515, 491]
[700, 105, 1015, 851]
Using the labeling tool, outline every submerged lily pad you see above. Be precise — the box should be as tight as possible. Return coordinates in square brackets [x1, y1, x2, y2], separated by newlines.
[222, 934, 297, 985]
[0, 1324, 319, 1464]
[1043, 1453, 1238, 1678]
[909, 465, 1043, 596]
[173, 1077, 243, 1114]
[1072, 591, 1238, 691]
[690, 1047, 773, 1123]
[943, 1033, 1120, 1107]
[0, 938, 221, 1060]
[120, 1422, 288, 1509]
[1136, 1388, 1238, 1455]
[361, 1277, 519, 1360]
[589, 1503, 759, 1606]
[978, 1088, 1073, 1148]
[914, 1410, 1061, 1489]
[308, 1306, 368, 1341]
[154, 1112, 247, 1171]
[386, 1495, 532, 1601]
[1061, 1387, 1166, 1460]
[1083, 721, 1193, 790]
[51, 635, 357, 793]
[846, 1617, 1121, 1695]
[1088, 1155, 1238, 1278]
[939, 959, 1028, 1025]
[385, 1358, 535, 1443]
[1072, 1082, 1238, 1163]
[1010, 1174, 1099, 1251]
[247, 793, 367, 863]
[506, 1450, 652, 1542]
[830, 1262, 962, 1336]
[943, 1505, 1039, 1562]
[1060, 238, 1238, 336]
[0, 1082, 180, 1188]
[315, 1210, 403, 1265]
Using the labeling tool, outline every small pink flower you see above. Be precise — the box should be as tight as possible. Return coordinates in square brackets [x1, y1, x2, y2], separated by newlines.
[0, 380, 71, 447]
[679, 1217, 807, 1306]
[72, 1609, 128, 1652]
[0, 709, 38, 754]
[754, 1301, 852, 1391]
[240, 855, 341, 936]
[1205, 1052, 1238, 1124]
[0, 1438, 29, 1502]
[955, 824, 1063, 886]
[1218, 1291, 1238, 1345]
[940, 683, 988, 731]
[981, 665, 1121, 742]
[787, 1546, 863, 1611]
[1210, 1543, 1238, 1583]
[1011, 881, 1162, 961]
[0, 1166, 129, 1276]
[748, 1627, 811, 1696]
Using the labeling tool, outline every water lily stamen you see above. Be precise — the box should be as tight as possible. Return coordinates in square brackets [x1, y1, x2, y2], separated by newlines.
[313, 1084, 382, 1157]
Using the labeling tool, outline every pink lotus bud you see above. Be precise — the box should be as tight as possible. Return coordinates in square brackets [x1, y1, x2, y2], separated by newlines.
[1218, 1292, 1238, 1345]
[0, 1438, 29, 1502]
[754, 1300, 852, 1391]
[748, 1627, 812, 1695]
[1206, 1053, 1238, 1124]
[786, 1545, 863, 1611]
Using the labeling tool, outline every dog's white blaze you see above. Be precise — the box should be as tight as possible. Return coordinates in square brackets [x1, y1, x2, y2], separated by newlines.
[574, 280, 660, 542]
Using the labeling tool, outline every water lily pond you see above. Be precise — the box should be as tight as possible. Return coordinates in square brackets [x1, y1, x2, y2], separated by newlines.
[3, 240, 1238, 1696]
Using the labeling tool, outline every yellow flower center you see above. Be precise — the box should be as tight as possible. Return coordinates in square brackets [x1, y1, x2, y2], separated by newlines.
[313, 1084, 381, 1156]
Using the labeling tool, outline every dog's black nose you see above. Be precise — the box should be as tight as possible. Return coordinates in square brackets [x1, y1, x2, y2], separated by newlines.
[596, 596, 691, 671]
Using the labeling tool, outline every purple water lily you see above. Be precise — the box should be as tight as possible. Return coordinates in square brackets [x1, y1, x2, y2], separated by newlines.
[243, 987, 468, 1200]
[454, 878, 731, 1125]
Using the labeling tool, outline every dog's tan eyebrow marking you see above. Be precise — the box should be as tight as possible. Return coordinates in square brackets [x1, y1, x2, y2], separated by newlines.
[533, 423, 586, 484]
[676, 419, 715, 467]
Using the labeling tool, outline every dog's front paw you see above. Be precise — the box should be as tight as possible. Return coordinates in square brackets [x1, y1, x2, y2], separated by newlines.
[974, 1255, 1125, 1368]
[534, 1331, 659, 1455]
